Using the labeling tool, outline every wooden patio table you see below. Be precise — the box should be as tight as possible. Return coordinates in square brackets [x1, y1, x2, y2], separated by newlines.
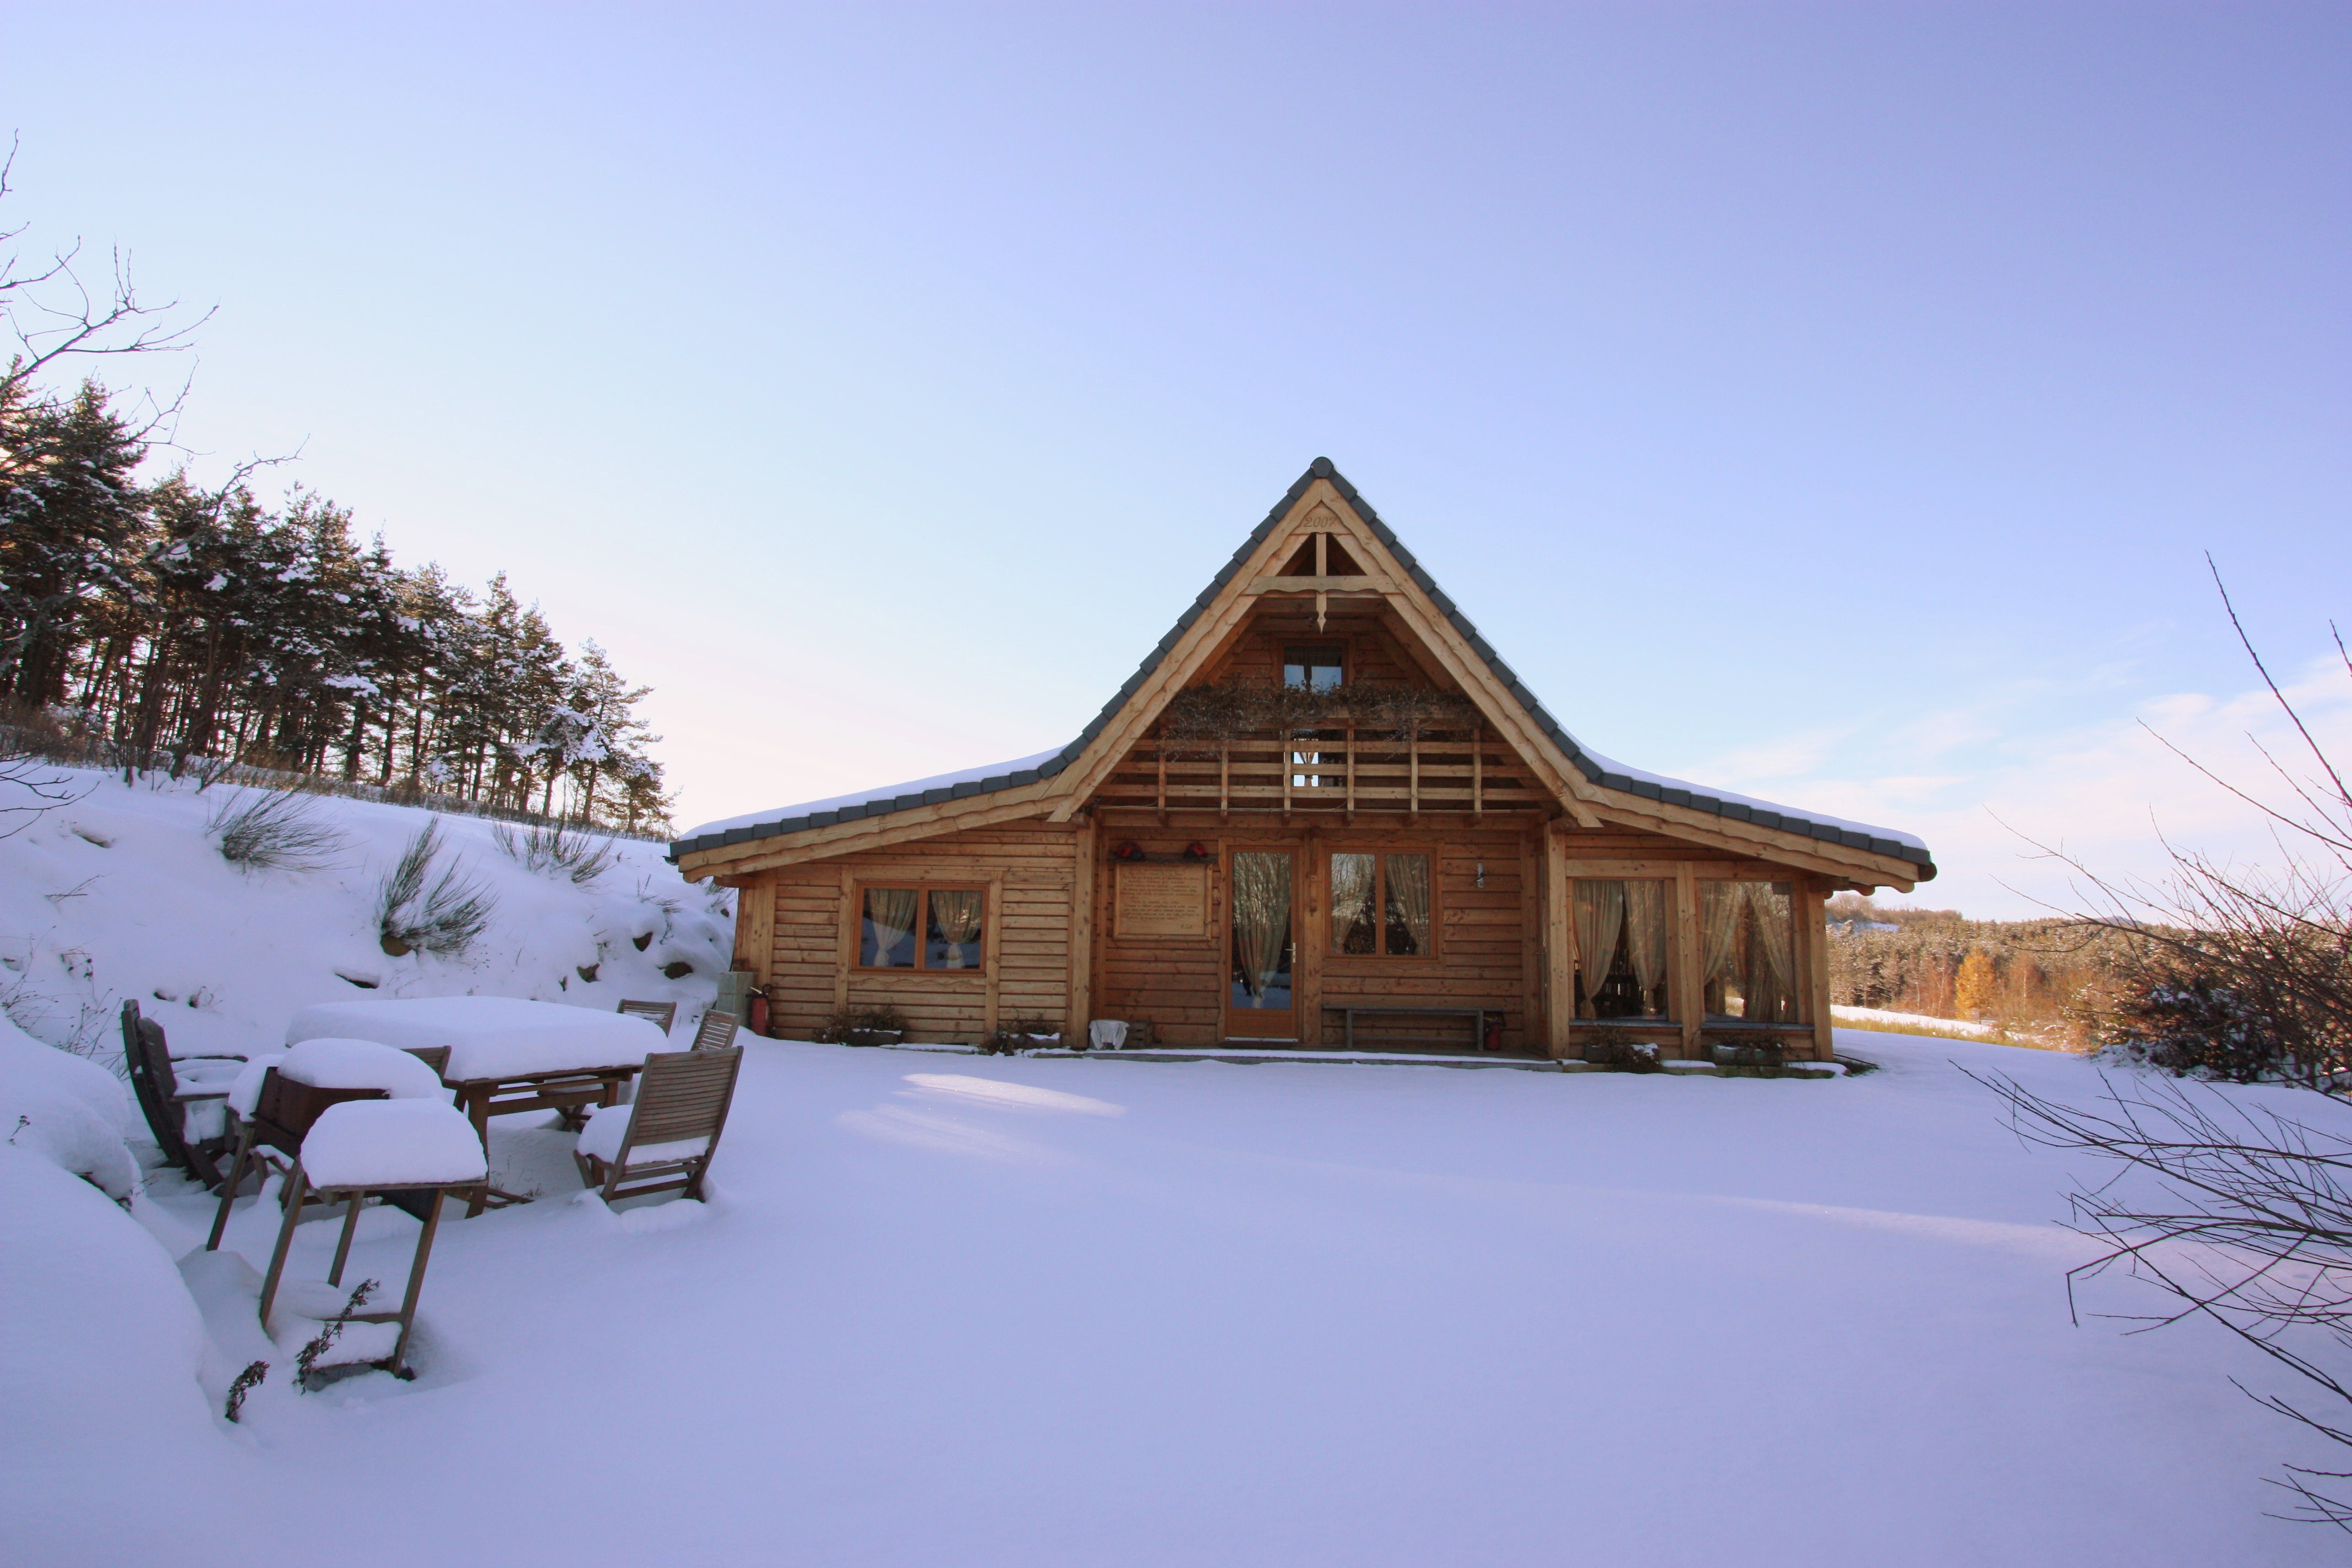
[283, 997, 668, 1216]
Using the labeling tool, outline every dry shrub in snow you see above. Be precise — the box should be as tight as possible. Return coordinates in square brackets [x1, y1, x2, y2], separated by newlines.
[375, 820, 496, 957]
[491, 819, 617, 884]
[1977, 1070, 2352, 1527]
[205, 787, 349, 872]
[1988, 576, 2352, 1526]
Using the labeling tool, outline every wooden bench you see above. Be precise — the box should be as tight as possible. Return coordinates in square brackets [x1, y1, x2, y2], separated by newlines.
[1325, 1004, 1507, 1053]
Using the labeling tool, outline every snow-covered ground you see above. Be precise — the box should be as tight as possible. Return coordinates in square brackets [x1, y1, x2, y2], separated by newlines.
[1831, 1005, 2003, 1039]
[7, 1030, 2345, 1565]
[4, 770, 2344, 1565]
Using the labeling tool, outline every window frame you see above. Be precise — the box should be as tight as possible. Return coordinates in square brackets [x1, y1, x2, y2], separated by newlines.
[851, 882, 991, 974]
[1692, 875, 1804, 1026]
[1281, 643, 1348, 693]
[1325, 847, 1440, 961]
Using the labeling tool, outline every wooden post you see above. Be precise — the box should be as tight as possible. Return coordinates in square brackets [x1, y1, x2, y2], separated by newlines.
[834, 868, 856, 1011]
[1520, 829, 1543, 1053]
[1472, 724, 1483, 818]
[1067, 817, 1096, 1038]
[1282, 737, 1293, 816]
[1809, 884, 1836, 1061]
[1219, 746, 1229, 820]
[1297, 828, 1324, 1047]
[1344, 726, 1356, 820]
[1675, 866, 1702, 1059]
[1408, 737, 1420, 818]
[1156, 743, 1167, 823]
[734, 875, 775, 988]
[1544, 826, 1572, 1058]
[982, 874, 1002, 1044]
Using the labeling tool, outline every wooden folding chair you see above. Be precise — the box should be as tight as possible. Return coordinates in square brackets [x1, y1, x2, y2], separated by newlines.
[617, 998, 677, 1033]
[689, 1009, 739, 1052]
[257, 1101, 488, 1384]
[573, 1046, 742, 1204]
[121, 1000, 242, 1191]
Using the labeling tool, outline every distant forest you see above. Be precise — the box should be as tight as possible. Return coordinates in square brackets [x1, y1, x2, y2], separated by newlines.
[1826, 892, 2141, 1041]
[0, 381, 672, 831]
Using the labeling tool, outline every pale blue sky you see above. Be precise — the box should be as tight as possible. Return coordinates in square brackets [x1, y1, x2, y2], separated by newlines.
[5, 4, 2345, 914]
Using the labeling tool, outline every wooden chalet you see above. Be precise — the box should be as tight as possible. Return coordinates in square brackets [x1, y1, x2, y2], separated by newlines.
[672, 460, 1936, 1062]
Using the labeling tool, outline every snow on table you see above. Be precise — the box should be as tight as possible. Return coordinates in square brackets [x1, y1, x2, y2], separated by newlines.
[300, 1100, 488, 1189]
[287, 997, 666, 1082]
[228, 1038, 450, 1115]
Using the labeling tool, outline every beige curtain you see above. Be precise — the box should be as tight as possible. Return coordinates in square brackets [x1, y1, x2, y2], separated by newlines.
[863, 888, 918, 967]
[1698, 881, 1741, 994]
[1572, 880, 1625, 1012]
[1624, 880, 1670, 1014]
[1745, 883, 1795, 1021]
[1383, 853, 1432, 955]
[1231, 852, 1292, 1002]
[928, 889, 985, 970]
[1330, 853, 1376, 954]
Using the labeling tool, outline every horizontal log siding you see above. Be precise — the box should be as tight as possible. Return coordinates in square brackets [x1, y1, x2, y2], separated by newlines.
[1090, 826, 1538, 1050]
[1094, 831, 1224, 1046]
[760, 824, 1080, 1046]
[1315, 836, 1530, 1049]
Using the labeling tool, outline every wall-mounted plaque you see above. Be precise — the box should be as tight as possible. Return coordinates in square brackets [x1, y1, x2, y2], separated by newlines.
[1115, 862, 1210, 939]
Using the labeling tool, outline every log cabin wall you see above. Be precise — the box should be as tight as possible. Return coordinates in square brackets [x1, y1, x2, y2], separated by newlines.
[1087, 817, 1540, 1050]
[742, 823, 1082, 1046]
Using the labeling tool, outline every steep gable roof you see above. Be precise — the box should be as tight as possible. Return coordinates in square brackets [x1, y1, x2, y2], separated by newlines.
[673, 459, 1934, 879]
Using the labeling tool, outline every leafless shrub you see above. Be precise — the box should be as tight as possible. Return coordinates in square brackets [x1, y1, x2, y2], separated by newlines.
[375, 820, 496, 957]
[206, 788, 349, 872]
[491, 819, 617, 884]
[1972, 1069, 2352, 1526]
[0, 718, 86, 841]
[1983, 569, 2352, 1525]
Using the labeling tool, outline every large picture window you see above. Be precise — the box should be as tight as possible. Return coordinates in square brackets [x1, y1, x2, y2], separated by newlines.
[1573, 878, 1673, 1019]
[1700, 880, 1798, 1023]
[1330, 852, 1434, 957]
[857, 886, 987, 971]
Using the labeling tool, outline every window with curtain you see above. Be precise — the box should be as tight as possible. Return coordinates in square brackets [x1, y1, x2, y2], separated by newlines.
[857, 886, 986, 971]
[1699, 881, 1798, 1022]
[1329, 852, 1434, 957]
[1573, 879, 1672, 1019]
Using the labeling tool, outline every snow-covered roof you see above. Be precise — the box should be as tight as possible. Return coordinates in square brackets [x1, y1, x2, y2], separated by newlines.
[672, 460, 1934, 873]
[680, 749, 1066, 845]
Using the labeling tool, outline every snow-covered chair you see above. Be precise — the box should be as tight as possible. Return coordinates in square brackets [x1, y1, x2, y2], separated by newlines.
[121, 1000, 243, 1190]
[206, 1039, 451, 1251]
[617, 998, 677, 1034]
[257, 1098, 488, 1382]
[689, 1008, 740, 1053]
[573, 1046, 741, 1205]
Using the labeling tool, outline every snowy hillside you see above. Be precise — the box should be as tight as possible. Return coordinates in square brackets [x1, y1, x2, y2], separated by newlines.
[0, 766, 731, 1063]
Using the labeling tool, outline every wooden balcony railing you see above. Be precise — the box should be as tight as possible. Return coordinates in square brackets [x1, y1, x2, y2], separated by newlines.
[1093, 728, 1543, 819]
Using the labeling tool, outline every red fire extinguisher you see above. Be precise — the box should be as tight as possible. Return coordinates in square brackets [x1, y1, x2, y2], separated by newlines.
[1483, 1013, 1504, 1053]
[748, 990, 770, 1038]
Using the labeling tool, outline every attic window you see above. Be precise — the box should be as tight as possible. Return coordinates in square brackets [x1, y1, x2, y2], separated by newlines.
[1283, 645, 1344, 692]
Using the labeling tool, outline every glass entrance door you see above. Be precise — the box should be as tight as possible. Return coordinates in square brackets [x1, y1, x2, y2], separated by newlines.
[1226, 850, 1297, 1041]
